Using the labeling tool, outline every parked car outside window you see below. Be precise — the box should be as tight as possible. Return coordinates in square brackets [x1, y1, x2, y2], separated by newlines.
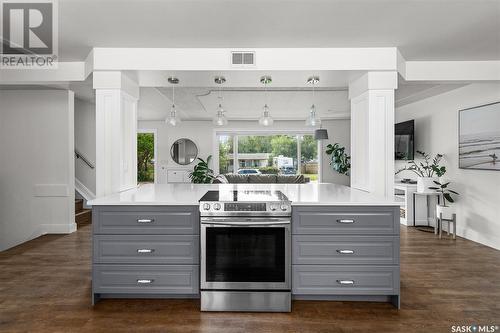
[280, 166, 296, 175]
[237, 168, 262, 175]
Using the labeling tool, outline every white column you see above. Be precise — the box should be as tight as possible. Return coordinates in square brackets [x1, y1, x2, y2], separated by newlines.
[94, 71, 139, 197]
[348, 72, 398, 197]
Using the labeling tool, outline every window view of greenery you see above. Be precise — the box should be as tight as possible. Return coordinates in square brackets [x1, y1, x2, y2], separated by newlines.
[219, 135, 234, 174]
[137, 133, 155, 183]
[300, 135, 318, 181]
[218, 134, 318, 181]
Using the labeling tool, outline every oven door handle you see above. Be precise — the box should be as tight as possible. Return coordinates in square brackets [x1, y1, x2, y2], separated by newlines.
[201, 217, 290, 222]
[201, 218, 290, 227]
[201, 220, 290, 226]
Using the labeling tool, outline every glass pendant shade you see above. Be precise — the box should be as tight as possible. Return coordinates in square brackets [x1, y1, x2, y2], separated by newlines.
[259, 104, 274, 126]
[166, 104, 181, 126]
[166, 77, 180, 126]
[305, 104, 321, 127]
[213, 104, 228, 126]
[213, 76, 229, 126]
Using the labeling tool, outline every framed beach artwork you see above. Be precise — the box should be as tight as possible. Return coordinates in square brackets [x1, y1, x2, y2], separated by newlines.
[459, 101, 500, 171]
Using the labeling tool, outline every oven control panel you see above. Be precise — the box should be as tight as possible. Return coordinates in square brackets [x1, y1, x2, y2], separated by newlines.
[199, 201, 291, 215]
[225, 203, 266, 211]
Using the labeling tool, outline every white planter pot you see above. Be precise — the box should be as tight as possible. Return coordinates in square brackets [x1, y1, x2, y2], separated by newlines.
[436, 204, 455, 220]
[417, 177, 438, 193]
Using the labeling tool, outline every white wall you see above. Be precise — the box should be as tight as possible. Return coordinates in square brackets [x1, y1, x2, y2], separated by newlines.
[74, 98, 96, 195]
[0, 90, 76, 251]
[395, 83, 500, 250]
[321, 119, 351, 186]
[138, 119, 351, 184]
[95, 89, 138, 196]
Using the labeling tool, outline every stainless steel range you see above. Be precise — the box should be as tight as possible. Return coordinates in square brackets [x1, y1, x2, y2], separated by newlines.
[199, 190, 291, 312]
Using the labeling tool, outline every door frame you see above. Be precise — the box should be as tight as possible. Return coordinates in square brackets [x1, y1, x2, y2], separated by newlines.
[137, 129, 158, 184]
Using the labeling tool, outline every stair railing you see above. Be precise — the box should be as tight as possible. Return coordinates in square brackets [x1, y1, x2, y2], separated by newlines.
[75, 149, 95, 169]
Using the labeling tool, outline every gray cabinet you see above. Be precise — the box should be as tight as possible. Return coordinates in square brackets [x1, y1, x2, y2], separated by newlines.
[291, 206, 400, 308]
[94, 235, 199, 264]
[93, 206, 199, 235]
[93, 265, 199, 295]
[293, 235, 399, 265]
[92, 205, 200, 304]
[293, 206, 399, 235]
[292, 265, 399, 295]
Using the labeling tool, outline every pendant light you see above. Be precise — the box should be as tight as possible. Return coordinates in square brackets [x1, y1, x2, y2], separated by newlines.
[259, 75, 274, 126]
[314, 127, 329, 140]
[213, 76, 228, 126]
[166, 76, 181, 126]
[305, 76, 321, 127]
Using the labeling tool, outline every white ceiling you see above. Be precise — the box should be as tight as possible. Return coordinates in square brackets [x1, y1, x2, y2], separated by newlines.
[58, 0, 500, 61]
[1, 71, 466, 120]
[138, 87, 350, 121]
[137, 81, 466, 121]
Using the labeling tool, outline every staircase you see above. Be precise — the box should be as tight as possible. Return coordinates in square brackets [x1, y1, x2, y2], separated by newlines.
[75, 199, 92, 227]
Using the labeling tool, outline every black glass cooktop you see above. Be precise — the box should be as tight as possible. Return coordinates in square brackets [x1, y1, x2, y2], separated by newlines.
[199, 190, 289, 202]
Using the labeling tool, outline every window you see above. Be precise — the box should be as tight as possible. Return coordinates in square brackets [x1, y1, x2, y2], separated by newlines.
[216, 132, 319, 182]
[137, 131, 156, 183]
[218, 135, 234, 174]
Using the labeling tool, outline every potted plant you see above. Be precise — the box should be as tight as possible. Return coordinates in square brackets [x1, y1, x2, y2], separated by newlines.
[428, 181, 459, 219]
[396, 151, 446, 193]
[189, 155, 215, 184]
[325, 143, 351, 176]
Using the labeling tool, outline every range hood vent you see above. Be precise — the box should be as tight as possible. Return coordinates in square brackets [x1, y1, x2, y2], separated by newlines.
[231, 51, 255, 66]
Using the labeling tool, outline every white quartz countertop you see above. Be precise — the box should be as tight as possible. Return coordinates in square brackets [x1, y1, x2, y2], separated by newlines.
[89, 183, 400, 206]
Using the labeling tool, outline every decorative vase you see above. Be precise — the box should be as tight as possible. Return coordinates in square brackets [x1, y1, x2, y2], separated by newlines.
[417, 177, 438, 193]
[436, 204, 455, 220]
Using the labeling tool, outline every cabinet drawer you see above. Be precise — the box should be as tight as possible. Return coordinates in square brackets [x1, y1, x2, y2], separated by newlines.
[93, 265, 199, 295]
[292, 206, 399, 235]
[292, 265, 399, 295]
[93, 206, 199, 235]
[94, 235, 199, 264]
[293, 236, 399, 265]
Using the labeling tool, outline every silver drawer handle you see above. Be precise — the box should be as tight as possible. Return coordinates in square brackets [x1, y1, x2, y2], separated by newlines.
[137, 279, 154, 284]
[337, 219, 354, 224]
[137, 219, 154, 223]
[337, 279, 355, 285]
[337, 249, 355, 254]
[137, 249, 155, 254]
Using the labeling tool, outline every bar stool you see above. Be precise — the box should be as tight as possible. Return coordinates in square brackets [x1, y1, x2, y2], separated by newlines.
[435, 213, 457, 239]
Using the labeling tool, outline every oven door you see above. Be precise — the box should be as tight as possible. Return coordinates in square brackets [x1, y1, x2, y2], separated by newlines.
[201, 217, 291, 291]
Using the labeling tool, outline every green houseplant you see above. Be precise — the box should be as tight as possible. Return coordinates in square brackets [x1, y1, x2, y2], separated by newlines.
[189, 155, 215, 184]
[325, 143, 351, 176]
[396, 151, 446, 192]
[428, 180, 459, 219]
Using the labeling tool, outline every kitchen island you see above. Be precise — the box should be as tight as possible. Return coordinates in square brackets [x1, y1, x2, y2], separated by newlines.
[89, 183, 401, 309]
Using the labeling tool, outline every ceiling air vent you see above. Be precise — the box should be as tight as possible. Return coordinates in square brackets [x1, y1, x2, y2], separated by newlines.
[231, 51, 255, 66]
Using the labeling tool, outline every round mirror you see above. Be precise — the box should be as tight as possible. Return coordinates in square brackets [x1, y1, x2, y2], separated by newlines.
[170, 138, 198, 165]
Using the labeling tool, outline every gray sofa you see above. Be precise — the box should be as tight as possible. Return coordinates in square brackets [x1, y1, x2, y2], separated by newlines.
[212, 174, 308, 184]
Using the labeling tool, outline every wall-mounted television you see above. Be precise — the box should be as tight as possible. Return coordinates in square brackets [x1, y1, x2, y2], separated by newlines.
[395, 120, 414, 160]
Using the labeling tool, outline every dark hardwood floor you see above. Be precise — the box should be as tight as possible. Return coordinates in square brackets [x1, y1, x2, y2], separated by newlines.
[1, 225, 499, 333]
